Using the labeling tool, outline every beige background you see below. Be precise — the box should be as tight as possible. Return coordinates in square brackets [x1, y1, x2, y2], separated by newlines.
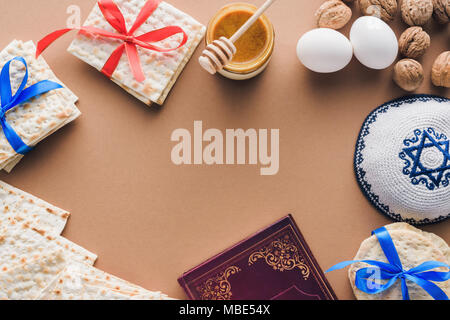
[0, 0, 448, 300]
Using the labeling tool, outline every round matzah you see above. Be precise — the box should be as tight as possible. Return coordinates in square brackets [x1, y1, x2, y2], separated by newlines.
[354, 95, 450, 225]
[348, 226, 449, 300]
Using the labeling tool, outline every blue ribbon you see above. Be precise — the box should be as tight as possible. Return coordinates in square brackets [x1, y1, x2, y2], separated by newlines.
[0, 57, 63, 155]
[326, 226, 450, 300]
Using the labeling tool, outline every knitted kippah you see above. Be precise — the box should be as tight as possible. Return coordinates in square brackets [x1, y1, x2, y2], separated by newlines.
[354, 95, 450, 225]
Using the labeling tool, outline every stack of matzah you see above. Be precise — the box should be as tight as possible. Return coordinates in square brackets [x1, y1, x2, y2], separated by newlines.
[0, 40, 80, 172]
[0, 181, 171, 300]
[67, 0, 206, 106]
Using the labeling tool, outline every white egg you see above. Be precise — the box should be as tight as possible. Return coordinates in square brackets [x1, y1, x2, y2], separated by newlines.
[296, 28, 353, 73]
[350, 16, 398, 70]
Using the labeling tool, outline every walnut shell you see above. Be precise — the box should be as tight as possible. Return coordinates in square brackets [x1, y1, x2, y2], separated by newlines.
[315, 0, 352, 29]
[431, 51, 450, 88]
[398, 27, 431, 59]
[432, 0, 450, 24]
[401, 0, 433, 26]
[358, 0, 398, 22]
[393, 59, 424, 91]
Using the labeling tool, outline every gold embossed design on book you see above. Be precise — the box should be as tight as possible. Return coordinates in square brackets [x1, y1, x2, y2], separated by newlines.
[248, 234, 310, 280]
[196, 266, 242, 300]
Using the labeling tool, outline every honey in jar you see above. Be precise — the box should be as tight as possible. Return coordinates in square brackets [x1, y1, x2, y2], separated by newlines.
[206, 2, 275, 80]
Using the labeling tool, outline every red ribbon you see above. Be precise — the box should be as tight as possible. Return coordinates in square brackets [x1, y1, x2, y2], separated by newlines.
[36, 0, 188, 82]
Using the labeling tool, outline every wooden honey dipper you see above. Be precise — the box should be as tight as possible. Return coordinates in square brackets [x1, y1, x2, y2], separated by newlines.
[199, 0, 276, 74]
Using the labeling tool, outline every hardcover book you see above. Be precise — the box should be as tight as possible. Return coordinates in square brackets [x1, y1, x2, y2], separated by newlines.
[178, 215, 337, 300]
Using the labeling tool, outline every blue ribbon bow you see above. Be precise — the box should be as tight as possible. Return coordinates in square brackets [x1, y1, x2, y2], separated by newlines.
[0, 56, 63, 154]
[326, 226, 450, 300]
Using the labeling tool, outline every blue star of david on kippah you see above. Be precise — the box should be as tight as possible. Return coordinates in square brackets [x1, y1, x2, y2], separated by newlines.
[399, 128, 450, 190]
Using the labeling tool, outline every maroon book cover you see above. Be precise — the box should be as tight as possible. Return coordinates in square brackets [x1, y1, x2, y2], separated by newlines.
[178, 215, 337, 300]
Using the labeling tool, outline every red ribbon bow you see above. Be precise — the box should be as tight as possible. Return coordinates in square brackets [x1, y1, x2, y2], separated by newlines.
[36, 0, 188, 82]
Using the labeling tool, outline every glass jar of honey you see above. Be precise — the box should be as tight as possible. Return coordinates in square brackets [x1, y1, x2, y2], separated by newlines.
[206, 2, 275, 80]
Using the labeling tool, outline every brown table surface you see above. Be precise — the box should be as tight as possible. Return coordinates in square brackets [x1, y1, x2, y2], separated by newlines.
[0, 0, 448, 300]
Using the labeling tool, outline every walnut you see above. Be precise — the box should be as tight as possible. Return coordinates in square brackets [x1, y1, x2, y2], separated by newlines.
[432, 0, 450, 24]
[358, 0, 398, 22]
[401, 0, 433, 26]
[398, 27, 431, 59]
[431, 52, 450, 88]
[393, 59, 424, 91]
[315, 0, 352, 29]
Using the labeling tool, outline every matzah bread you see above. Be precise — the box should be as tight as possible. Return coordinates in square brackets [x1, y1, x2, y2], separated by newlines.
[0, 223, 97, 273]
[81, 285, 168, 300]
[67, 0, 205, 106]
[61, 261, 164, 296]
[0, 182, 168, 300]
[0, 250, 67, 300]
[0, 180, 69, 235]
[82, 286, 146, 300]
[39, 262, 170, 300]
[0, 40, 80, 171]
[348, 223, 449, 300]
[41, 280, 161, 300]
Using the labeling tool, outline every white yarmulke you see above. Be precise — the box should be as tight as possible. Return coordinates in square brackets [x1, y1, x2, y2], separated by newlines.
[355, 95, 450, 225]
